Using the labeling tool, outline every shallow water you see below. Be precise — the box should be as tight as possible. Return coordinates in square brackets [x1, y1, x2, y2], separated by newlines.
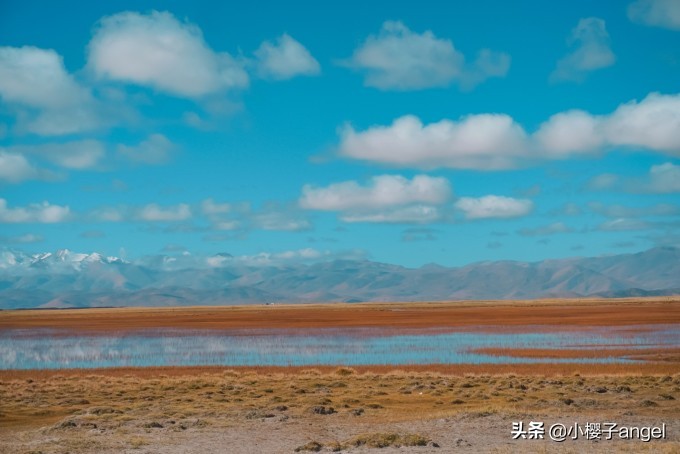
[0, 325, 677, 369]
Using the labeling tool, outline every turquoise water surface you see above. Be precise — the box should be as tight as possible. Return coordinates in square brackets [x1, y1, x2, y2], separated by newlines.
[0, 326, 676, 370]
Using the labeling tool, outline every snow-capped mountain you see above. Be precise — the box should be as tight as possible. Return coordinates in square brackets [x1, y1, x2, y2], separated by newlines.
[0, 249, 124, 271]
[0, 247, 678, 309]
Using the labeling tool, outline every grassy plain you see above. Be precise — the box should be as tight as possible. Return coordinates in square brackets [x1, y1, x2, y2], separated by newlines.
[0, 297, 678, 453]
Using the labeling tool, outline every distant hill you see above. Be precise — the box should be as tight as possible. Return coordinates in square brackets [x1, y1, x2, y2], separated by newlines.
[0, 247, 678, 309]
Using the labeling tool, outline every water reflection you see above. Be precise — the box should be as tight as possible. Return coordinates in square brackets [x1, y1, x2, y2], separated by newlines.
[0, 325, 676, 369]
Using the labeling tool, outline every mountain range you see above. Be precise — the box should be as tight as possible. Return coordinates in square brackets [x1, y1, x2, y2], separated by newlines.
[0, 247, 678, 309]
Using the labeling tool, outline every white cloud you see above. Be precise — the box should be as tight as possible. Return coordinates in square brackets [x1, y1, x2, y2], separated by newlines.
[0, 46, 90, 109]
[253, 212, 312, 231]
[518, 222, 573, 236]
[463, 49, 512, 90]
[589, 162, 680, 193]
[603, 93, 680, 153]
[550, 17, 615, 83]
[0, 46, 106, 135]
[588, 201, 680, 217]
[250, 202, 312, 231]
[87, 11, 248, 98]
[587, 173, 619, 190]
[455, 195, 533, 220]
[6, 140, 106, 170]
[300, 174, 452, 211]
[0, 152, 43, 183]
[89, 206, 125, 222]
[4, 233, 44, 244]
[214, 220, 241, 231]
[338, 92, 680, 169]
[232, 248, 366, 266]
[344, 21, 509, 90]
[182, 111, 208, 129]
[117, 134, 174, 164]
[0, 198, 70, 223]
[254, 34, 320, 80]
[533, 110, 603, 154]
[645, 162, 680, 192]
[339, 115, 527, 170]
[341, 205, 442, 224]
[628, 0, 680, 30]
[598, 218, 651, 231]
[137, 203, 191, 221]
[201, 198, 232, 215]
[560, 202, 582, 216]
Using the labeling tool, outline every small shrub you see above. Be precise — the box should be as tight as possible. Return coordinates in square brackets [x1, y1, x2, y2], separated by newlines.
[310, 405, 335, 415]
[129, 437, 149, 449]
[334, 367, 356, 376]
[348, 432, 430, 448]
[295, 441, 323, 452]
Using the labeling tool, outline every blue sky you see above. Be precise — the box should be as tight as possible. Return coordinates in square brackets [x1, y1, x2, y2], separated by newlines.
[0, 0, 679, 267]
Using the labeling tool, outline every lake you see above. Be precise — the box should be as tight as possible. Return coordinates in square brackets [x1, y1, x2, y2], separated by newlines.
[1, 325, 676, 369]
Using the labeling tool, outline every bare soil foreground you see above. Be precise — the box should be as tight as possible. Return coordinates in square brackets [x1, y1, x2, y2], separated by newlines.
[1, 297, 679, 453]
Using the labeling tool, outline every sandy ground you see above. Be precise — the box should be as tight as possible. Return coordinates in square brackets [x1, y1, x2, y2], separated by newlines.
[8, 414, 678, 454]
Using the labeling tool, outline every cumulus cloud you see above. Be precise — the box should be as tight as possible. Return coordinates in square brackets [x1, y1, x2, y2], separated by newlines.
[533, 110, 603, 154]
[644, 162, 680, 192]
[201, 198, 232, 215]
[559, 202, 582, 216]
[300, 174, 452, 211]
[2, 233, 44, 244]
[454, 195, 533, 220]
[89, 206, 126, 222]
[589, 162, 680, 193]
[253, 211, 312, 231]
[339, 115, 527, 170]
[202, 200, 311, 232]
[0, 152, 45, 183]
[588, 201, 680, 217]
[602, 94, 680, 153]
[137, 203, 191, 221]
[587, 173, 620, 190]
[299, 175, 451, 224]
[518, 222, 573, 236]
[117, 134, 174, 164]
[628, 0, 680, 30]
[401, 227, 439, 242]
[213, 220, 241, 231]
[0, 46, 107, 135]
[550, 17, 615, 83]
[0, 46, 90, 109]
[80, 230, 106, 239]
[597, 218, 652, 231]
[344, 21, 509, 90]
[341, 205, 443, 224]
[6, 140, 106, 170]
[87, 11, 248, 98]
[338, 92, 680, 169]
[254, 34, 320, 79]
[85, 199, 310, 232]
[0, 199, 70, 223]
[230, 248, 367, 266]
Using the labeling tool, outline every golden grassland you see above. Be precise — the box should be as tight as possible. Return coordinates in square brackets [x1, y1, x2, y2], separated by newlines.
[0, 368, 679, 453]
[2, 367, 680, 429]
